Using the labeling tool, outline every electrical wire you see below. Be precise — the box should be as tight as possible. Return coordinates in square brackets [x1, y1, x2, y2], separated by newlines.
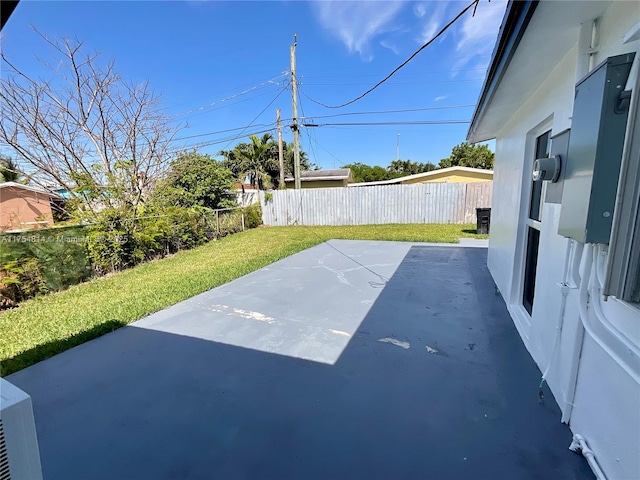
[302, 120, 470, 127]
[302, 130, 347, 168]
[170, 87, 284, 121]
[173, 122, 277, 142]
[296, 103, 475, 121]
[217, 82, 289, 152]
[167, 84, 288, 154]
[301, 79, 485, 87]
[168, 73, 287, 118]
[164, 127, 278, 157]
[297, 92, 320, 168]
[303, 0, 482, 109]
[299, 65, 488, 79]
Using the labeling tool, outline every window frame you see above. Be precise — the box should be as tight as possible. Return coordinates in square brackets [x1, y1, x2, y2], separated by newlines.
[604, 63, 640, 303]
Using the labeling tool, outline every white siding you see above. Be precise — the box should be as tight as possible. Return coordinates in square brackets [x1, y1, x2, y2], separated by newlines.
[489, 2, 640, 479]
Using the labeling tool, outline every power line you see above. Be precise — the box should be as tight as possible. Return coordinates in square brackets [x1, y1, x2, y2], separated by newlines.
[302, 79, 484, 87]
[173, 122, 277, 142]
[164, 127, 278, 157]
[302, 120, 471, 127]
[303, 131, 347, 168]
[167, 73, 287, 117]
[170, 81, 287, 120]
[296, 103, 475, 121]
[297, 91, 319, 168]
[217, 82, 290, 152]
[303, 0, 482, 109]
[299, 65, 488, 79]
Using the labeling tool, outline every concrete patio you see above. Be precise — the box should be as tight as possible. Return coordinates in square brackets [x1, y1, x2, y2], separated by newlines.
[8, 240, 591, 479]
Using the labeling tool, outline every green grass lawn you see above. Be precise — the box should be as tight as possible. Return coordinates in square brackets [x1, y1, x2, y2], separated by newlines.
[0, 224, 486, 375]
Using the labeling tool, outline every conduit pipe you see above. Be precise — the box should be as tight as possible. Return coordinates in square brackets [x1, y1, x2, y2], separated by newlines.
[569, 434, 607, 480]
[563, 243, 591, 423]
[588, 246, 640, 379]
[539, 240, 574, 390]
[570, 241, 584, 287]
[565, 244, 640, 425]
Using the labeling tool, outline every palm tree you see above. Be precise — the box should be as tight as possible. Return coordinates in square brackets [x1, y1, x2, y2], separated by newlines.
[0, 156, 27, 183]
[220, 134, 278, 190]
[219, 136, 314, 189]
[283, 141, 312, 177]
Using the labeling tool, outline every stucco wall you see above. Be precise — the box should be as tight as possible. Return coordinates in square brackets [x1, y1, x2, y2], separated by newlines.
[401, 171, 492, 184]
[489, 2, 640, 478]
[0, 187, 54, 231]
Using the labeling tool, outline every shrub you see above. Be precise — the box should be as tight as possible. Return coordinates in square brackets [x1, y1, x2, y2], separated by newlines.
[86, 206, 217, 275]
[243, 204, 263, 229]
[0, 258, 48, 307]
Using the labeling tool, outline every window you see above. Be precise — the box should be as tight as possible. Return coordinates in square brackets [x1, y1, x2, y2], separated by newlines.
[523, 227, 541, 314]
[604, 68, 640, 303]
[529, 131, 550, 221]
[522, 130, 551, 315]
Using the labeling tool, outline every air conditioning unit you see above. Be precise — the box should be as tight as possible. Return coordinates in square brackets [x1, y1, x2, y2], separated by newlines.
[0, 378, 43, 480]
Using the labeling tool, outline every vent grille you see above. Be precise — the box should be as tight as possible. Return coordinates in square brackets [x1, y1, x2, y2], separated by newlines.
[0, 419, 10, 480]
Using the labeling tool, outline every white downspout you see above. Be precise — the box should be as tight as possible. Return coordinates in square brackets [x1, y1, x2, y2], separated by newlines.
[569, 434, 607, 480]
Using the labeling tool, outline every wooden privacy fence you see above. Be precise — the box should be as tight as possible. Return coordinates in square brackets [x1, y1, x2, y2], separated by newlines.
[260, 182, 492, 226]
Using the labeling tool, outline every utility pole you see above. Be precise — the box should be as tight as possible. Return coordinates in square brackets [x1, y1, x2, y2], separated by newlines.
[290, 33, 301, 190]
[276, 108, 285, 188]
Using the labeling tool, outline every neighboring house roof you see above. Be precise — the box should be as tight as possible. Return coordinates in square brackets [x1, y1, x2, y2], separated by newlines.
[467, 0, 616, 143]
[348, 166, 493, 187]
[285, 168, 351, 182]
[0, 182, 61, 198]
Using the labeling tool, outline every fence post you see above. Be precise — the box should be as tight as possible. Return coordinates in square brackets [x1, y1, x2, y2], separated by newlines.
[216, 210, 220, 235]
[242, 213, 245, 231]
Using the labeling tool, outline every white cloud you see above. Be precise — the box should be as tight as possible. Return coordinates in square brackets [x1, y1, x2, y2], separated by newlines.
[417, 2, 449, 44]
[451, 1, 507, 75]
[434, 95, 448, 102]
[312, 1, 406, 60]
[380, 39, 400, 55]
[414, 3, 426, 18]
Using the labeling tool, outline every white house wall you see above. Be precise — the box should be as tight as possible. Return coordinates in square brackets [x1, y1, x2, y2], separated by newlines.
[488, 2, 640, 478]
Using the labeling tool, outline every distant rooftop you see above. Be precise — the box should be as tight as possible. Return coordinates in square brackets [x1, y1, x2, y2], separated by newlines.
[285, 168, 351, 182]
[0, 182, 61, 198]
[348, 166, 493, 187]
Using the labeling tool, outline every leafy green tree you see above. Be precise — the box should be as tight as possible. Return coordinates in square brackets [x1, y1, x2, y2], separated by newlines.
[0, 156, 27, 183]
[151, 152, 235, 209]
[344, 163, 396, 183]
[220, 135, 314, 189]
[388, 159, 437, 176]
[439, 142, 494, 170]
[220, 134, 278, 190]
[283, 141, 314, 176]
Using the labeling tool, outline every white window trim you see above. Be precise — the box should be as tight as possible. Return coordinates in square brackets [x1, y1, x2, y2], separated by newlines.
[604, 50, 640, 303]
[510, 116, 553, 331]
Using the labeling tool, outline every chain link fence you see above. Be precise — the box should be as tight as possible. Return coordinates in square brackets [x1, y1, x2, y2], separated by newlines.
[0, 206, 258, 308]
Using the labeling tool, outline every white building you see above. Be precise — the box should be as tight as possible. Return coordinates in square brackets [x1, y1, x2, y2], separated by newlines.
[468, 2, 640, 479]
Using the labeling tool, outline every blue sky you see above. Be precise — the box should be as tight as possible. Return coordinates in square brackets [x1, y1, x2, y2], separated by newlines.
[1, 0, 505, 171]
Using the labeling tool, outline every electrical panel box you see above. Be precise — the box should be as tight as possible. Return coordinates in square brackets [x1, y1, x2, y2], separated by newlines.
[558, 53, 635, 243]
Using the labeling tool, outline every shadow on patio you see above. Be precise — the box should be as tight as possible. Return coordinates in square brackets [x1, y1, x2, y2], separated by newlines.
[8, 242, 591, 479]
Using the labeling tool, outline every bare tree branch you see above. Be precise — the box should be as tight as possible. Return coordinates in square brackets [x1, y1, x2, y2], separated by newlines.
[0, 32, 182, 218]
